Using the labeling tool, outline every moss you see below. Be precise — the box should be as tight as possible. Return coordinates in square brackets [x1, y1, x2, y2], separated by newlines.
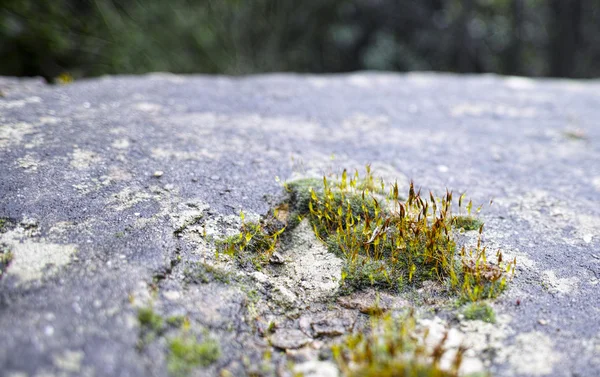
[463, 302, 496, 323]
[218, 213, 285, 268]
[220, 167, 515, 301]
[333, 313, 464, 377]
[0, 244, 13, 279]
[137, 307, 164, 348]
[453, 216, 483, 231]
[167, 335, 221, 376]
[167, 315, 186, 328]
[0, 218, 6, 232]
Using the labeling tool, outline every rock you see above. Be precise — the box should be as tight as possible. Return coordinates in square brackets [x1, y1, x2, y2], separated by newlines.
[293, 360, 339, 377]
[337, 289, 399, 314]
[299, 310, 356, 337]
[270, 329, 312, 350]
[269, 252, 285, 264]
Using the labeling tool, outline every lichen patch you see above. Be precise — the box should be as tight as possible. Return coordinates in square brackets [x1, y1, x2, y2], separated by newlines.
[0, 122, 36, 149]
[259, 219, 343, 306]
[0, 230, 77, 285]
[498, 331, 561, 376]
[541, 270, 578, 295]
[70, 148, 102, 170]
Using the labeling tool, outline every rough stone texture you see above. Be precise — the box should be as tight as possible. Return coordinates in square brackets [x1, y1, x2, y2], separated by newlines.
[1, 72, 600, 377]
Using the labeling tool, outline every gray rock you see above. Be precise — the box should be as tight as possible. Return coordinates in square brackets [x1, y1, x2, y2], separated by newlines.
[270, 329, 312, 350]
[1, 72, 599, 377]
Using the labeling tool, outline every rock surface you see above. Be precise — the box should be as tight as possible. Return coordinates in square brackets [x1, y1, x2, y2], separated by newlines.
[1, 72, 600, 377]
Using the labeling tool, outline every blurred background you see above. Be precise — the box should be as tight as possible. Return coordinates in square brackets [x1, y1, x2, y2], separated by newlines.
[1, 0, 599, 82]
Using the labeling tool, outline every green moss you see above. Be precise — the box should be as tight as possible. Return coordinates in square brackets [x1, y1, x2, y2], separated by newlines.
[166, 315, 186, 328]
[138, 307, 164, 332]
[334, 314, 464, 377]
[220, 167, 515, 301]
[218, 213, 285, 268]
[0, 219, 6, 232]
[463, 302, 496, 323]
[453, 216, 483, 231]
[136, 307, 165, 348]
[0, 244, 13, 279]
[167, 335, 221, 376]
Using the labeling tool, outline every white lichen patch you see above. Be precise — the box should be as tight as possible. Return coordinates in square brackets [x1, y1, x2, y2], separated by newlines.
[418, 317, 485, 375]
[133, 102, 162, 112]
[504, 76, 536, 90]
[498, 331, 561, 376]
[16, 154, 40, 172]
[541, 270, 578, 295]
[592, 177, 600, 192]
[450, 102, 537, 118]
[0, 96, 41, 109]
[258, 219, 343, 306]
[109, 187, 153, 211]
[0, 230, 77, 285]
[70, 148, 102, 170]
[0, 122, 36, 149]
[498, 190, 600, 245]
[52, 349, 84, 372]
[170, 200, 210, 233]
[111, 138, 130, 149]
[151, 147, 216, 161]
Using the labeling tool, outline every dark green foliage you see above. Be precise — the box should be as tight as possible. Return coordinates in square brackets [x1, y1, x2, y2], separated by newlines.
[3, 0, 600, 80]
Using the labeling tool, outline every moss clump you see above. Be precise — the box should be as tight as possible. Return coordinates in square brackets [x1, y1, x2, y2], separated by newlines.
[0, 244, 13, 279]
[167, 335, 221, 376]
[333, 313, 465, 377]
[221, 166, 515, 301]
[137, 307, 165, 348]
[293, 168, 514, 300]
[218, 211, 285, 268]
[463, 302, 496, 323]
[452, 216, 483, 231]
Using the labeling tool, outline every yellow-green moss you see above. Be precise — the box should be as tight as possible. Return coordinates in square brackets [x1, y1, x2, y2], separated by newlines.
[167, 335, 221, 376]
[333, 313, 463, 377]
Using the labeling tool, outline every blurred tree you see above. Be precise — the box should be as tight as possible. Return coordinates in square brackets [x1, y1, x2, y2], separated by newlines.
[1, 0, 599, 80]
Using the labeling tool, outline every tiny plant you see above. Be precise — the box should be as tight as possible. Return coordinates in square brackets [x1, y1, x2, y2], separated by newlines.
[219, 210, 285, 268]
[333, 312, 465, 377]
[463, 302, 496, 323]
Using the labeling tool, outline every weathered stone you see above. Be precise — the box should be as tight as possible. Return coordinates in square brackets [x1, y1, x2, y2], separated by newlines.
[270, 329, 312, 350]
[1, 73, 599, 376]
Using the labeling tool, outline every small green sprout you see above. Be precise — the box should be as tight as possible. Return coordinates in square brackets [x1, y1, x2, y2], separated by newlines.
[167, 334, 221, 376]
[463, 302, 496, 323]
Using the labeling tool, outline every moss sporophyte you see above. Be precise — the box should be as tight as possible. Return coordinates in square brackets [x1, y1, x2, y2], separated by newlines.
[220, 166, 515, 301]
